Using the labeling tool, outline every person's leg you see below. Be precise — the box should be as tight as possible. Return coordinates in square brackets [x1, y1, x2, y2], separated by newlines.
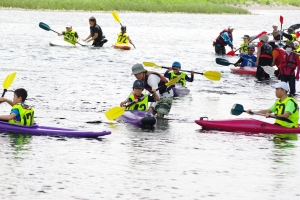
[289, 75, 296, 95]
[222, 46, 226, 54]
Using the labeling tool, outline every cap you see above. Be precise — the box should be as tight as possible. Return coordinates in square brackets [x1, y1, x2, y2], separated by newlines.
[172, 61, 181, 68]
[268, 41, 277, 49]
[247, 45, 255, 49]
[293, 41, 299, 46]
[66, 23, 72, 28]
[271, 81, 289, 92]
[133, 80, 144, 89]
[272, 24, 278, 27]
[243, 35, 250, 38]
[131, 63, 146, 75]
[284, 41, 294, 48]
[259, 34, 269, 42]
[228, 25, 234, 29]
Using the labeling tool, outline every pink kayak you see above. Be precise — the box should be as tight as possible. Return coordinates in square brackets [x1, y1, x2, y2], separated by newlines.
[230, 67, 256, 76]
[195, 117, 300, 134]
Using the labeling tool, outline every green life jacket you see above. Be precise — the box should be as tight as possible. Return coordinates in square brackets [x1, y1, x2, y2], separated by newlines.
[64, 30, 77, 45]
[274, 97, 299, 128]
[9, 103, 34, 126]
[126, 94, 148, 111]
[170, 72, 187, 86]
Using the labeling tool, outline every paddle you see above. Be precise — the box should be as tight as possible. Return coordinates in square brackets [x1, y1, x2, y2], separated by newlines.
[2, 72, 17, 97]
[111, 11, 136, 49]
[143, 61, 221, 81]
[226, 31, 267, 56]
[231, 103, 293, 123]
[105, 74, 183, 120]
[215, 58, 275, 75]
[39, 22, 85, 46]
[279, 15, 283, 45]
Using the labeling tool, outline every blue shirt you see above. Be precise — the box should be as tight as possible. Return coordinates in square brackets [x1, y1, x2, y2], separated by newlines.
[11, 109, 20, 121]
[217, 32, 233, 47]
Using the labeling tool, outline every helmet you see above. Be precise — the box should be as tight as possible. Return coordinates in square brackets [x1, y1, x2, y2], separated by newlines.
[133, 80, 144, 89]
[288, 28, 293, 34]
[259, 34, 269, 42]
[172, 61, 181, 68]
[247, 45, 255, 50]
[121, 26, 126, 31]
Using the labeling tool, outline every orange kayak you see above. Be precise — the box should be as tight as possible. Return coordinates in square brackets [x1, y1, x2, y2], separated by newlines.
[113, 44, 131, 50]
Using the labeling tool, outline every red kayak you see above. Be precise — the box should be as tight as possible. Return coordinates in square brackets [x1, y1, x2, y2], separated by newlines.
[230, 67, 256, 76]
[195, 117, 300, 134]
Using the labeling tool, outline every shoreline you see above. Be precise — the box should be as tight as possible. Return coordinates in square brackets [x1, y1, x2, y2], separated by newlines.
[231, 3, 300, 10]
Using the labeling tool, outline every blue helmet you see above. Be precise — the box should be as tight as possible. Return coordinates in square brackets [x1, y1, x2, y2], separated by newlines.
[133, 80, 144, 89]
[172, 61, 181, 68]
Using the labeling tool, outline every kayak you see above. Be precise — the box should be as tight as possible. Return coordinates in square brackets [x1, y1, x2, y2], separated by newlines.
[230, 67, 256, 76]
[172, 84, 190, 97]
[118, 110, 156, 127]
[0, 121, 111, 138]
[195, 117, 300, 134]
[113, 43, 131, 50]
[49, 40, 77, 47]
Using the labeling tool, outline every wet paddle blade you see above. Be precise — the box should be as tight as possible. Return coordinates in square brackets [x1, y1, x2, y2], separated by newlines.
[143, 62, 162, 68]
[105, 106, 126, 120]
[215, 58, 233, 66]
[261, 66, 275, 75]
[280, 15, 283, 24]
[112, 11, 121, 24]
[226, 50, 235, 56]
[3, 72, 17, 89]
[203, 71, 221, 81]
[166, 74, 183, 86]
[39, 22, 51, 31]
[230, 104, 245, 115]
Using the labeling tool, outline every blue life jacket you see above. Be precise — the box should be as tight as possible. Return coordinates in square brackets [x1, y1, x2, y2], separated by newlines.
[241, 54, 256, 67]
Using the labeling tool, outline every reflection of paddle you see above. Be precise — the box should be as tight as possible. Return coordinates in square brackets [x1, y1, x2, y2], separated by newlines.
[231, 103, 293, 123]
[112, 11, 136, 49]
[105, 74, 183, 120]
[226, 31, 267, 56]
[39, 22, 85, 46]
[2, 72, 17, 97]
[215, 58, 275, 75]
[143, 61, 221, 81]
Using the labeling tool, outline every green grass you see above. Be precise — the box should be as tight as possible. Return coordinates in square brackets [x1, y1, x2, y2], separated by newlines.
[0, 0, 299, 14]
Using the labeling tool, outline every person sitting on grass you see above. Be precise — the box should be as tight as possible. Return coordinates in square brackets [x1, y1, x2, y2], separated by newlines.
[0, 88, 34, 126]
[234, 45, 256, 68]
[122, 80, 159, 112]
[164, 61, 194, 87]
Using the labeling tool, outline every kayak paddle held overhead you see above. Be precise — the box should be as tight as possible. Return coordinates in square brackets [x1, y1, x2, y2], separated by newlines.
[38, 22, 85, 46]
[231, 103, 293, 123]
[143, 61, 221, 81]
[226, 31, 267, 56]
[105, 74, 183, 120]
[2, 72, 17, 97]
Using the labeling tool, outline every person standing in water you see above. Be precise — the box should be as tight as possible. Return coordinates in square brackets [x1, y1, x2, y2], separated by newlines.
[83, 16, 107, 47]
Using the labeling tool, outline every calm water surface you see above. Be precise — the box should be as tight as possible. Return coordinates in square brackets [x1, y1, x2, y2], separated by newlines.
[1, 9, 300, 199]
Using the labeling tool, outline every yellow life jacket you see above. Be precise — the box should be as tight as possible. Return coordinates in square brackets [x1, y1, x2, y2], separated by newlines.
[170, 72, 187, 86]
[9, 103, 34, 126]
[117, 33, 129, 44]
[64, 30, 77, 45]
[126, 94, 148, 111]
[240, 42, 249, 53]
[287, 34, 296, 42]
[274, 97, 299, 128]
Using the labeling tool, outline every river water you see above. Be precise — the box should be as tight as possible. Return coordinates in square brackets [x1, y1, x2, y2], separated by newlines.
[1, 9, 300, 199]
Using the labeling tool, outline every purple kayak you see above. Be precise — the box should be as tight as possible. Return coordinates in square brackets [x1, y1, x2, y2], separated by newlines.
[0, 121, 111, 138]
[172, 85, 190, 97]
[118, 110, 156, 127]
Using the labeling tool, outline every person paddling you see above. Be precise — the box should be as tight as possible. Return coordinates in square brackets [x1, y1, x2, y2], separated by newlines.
[57, 23, 79, 45]
[246, 82, 299, 128]
[213, 25, 235, 55]
[116, 26, 134, 47]
[271, 24, 282, 41]
[239, 35, 251, 54]
[234, 45, 256, 67]
[164, 61, 194, 87]
[83, 16, 107, 47]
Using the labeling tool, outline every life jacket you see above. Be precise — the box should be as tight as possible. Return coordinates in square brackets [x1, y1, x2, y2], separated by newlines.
[64, 30, 77, 45]
[272, 30, 281, 40]
[126, 94, 148, 111]
[260, 43, 273, 57]
[215, 29, 232, 47]
[241, 54, 256, 67]
[280, 52, 298, 75]
[170, 72, 187, 86]
[116, 32, 129, 44]
[273, 47, 285, 67]
[274, 97, 299, 128]
[240, 42, 249, 53]
[287, 34, 296, 42]
[8, 103, 34, 126]
[144, 72, 168, 94]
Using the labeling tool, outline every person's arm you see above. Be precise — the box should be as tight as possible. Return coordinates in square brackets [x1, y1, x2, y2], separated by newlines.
[86, 33, 98, 43]
[147, 74, 160, 90]
[256, 43, 262, 67]
[0, 97, 14, 106]
[75, 32, 79, 41]
[120, 91, 134, 107]
[151, 89, 160, 101]
[128, 36, 134, 46]
[221, 32, 233, 49]
[84, 34, 92, 41]
[234, 57, 244, 66]
[185, 73, 194, 82]
[278, 100, 296, 119]
[58, 31, 64, 36]
[281, 32, 293, 41]
[0, 113, 16, 121]
[164, 69, 171, 79]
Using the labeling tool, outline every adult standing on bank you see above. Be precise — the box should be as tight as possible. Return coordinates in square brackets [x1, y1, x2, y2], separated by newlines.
[213, 26, 235, 55]
[120, 64, 174, 118]
[83, 16, 108, 47]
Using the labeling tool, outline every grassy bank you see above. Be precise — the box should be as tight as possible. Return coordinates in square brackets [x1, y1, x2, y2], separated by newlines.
[0, 0, 249, 14]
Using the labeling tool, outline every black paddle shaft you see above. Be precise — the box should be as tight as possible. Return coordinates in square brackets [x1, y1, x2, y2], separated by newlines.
[161, 66, 203, 75]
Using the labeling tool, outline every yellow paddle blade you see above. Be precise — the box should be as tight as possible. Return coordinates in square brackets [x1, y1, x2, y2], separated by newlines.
[203, 71, 221, 81]
[142, 62, 162, 68]
[112, 11, 121, 23]
[166, 74, 183, 86]
[3, 72, 17, 89]
[2, 74, 11, 89]
[105, 106, 126, 120]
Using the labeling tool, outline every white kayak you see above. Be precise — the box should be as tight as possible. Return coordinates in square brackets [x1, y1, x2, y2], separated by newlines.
[49, 40, 77, 47]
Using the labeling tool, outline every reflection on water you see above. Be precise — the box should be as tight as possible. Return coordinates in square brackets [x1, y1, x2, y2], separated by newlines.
[8, 133, 32, 152]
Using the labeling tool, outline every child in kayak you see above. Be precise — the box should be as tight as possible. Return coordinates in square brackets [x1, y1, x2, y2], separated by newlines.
[57, 23, 79, 45]
[0, 88, 34, 126]
[234, 45, 257, 67]
[116, 26, 135, 47]
[164, 61, 194, 87]
[122, 80, 159, 111]
[239, 35, 251, 54]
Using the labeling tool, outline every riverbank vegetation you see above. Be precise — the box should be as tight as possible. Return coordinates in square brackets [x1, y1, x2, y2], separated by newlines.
[0, 0, 299, 14]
